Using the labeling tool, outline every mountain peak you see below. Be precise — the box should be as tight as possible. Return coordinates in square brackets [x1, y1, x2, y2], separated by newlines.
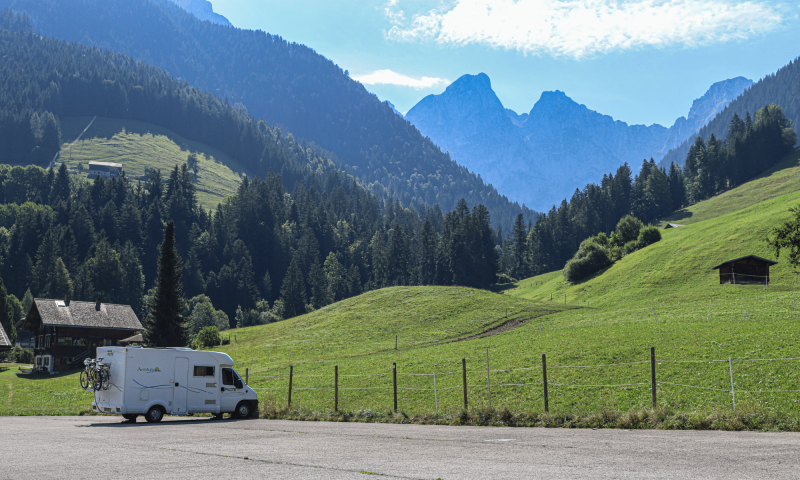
[446, 73, 493, 94]
[169, 0, 232, 26]
[686, 76, 753, 125]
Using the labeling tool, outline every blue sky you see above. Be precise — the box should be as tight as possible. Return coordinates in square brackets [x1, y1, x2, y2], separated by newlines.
[211, 0, 799, 127]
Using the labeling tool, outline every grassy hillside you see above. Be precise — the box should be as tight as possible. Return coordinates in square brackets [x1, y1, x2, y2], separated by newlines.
[660, 148, 800, 227]
[5, 149, 800, 422]
[59, 116, 254, 209]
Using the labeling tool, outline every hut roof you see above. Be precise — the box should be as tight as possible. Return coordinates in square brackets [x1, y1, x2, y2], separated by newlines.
[712, 255, 778, 270]
[664, 223, 685, 229]
[20, 299, 143, 331]
[0, 322, 11, 350]
[89, 161, 123, 168]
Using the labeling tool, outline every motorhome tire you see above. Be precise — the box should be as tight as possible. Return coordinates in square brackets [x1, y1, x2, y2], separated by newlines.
[145, 406, 164, 423]
[234, 401, 251, 419]
[122, 414, 138, 422]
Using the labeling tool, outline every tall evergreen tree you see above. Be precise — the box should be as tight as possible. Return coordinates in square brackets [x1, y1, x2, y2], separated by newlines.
[143, 221, 189, 348]
[280, 257, 307, 318]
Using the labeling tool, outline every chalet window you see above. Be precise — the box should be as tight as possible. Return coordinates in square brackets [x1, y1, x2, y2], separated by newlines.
[73, 338, 86, 346]
[100, 339, 113, 346]
[43, 357, 50, 366]
[44, 336, 51, 348]
[193, 366, 215, 377]
[56, 337, 72, 346]
[36, 358, 41, 366]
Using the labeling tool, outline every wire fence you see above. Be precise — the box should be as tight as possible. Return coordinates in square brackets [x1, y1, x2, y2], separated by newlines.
[249, 349, 800, 415]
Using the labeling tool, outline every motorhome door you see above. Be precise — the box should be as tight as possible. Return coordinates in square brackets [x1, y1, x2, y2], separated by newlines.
[174, 357, 189, 414]
[220, 367, 244, 412]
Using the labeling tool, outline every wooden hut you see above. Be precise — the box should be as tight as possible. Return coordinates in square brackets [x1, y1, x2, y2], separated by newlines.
[712, 255, 777, 285]
[17, 295, 142, 373]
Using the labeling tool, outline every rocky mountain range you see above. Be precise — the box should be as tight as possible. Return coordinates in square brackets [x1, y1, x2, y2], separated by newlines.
[405, 74, 752, 211]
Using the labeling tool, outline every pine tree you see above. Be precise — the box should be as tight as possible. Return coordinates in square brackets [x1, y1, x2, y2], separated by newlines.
[667, 162, 686, 211]
[280, 257, 306, 318]
[511, 213, 527, 279]
[21, 288, 33, 315]
[143, 220, 189, 347]
[418, 216, 437, 285]
[308, 262, 330, 309]
[387, 225, 410, 285]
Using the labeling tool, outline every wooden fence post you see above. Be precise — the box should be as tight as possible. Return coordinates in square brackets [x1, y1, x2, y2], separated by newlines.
[245, 368, 249, 385]
[334, 365, 338, 412]
[392, 362, 397, 413]
[650, 347, 656, 409]
[485, 347, 492, 409]
[462, 358, 468, 410]
[542, 353, 549, 413]
[288, 365, 293, 408]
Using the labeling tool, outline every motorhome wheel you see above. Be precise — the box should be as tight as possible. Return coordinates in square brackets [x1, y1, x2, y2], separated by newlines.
[145, 406, 164, 423]
[234, 401, 251, 419]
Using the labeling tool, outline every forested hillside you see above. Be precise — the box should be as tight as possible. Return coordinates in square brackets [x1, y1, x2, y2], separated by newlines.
[0, 0, 535, 230]
[0, 9, 328, 189]
[0, 12, 506, 344]
[661, 56, 800, 167]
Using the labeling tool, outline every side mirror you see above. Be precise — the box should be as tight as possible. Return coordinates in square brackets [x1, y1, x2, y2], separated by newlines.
[235, 380, 243, 389]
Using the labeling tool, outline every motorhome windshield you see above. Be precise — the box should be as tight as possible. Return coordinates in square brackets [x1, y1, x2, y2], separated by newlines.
[222, 367, 244, 388]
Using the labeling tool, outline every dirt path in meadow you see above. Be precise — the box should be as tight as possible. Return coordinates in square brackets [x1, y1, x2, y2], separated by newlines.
[457, 312, 552, 342]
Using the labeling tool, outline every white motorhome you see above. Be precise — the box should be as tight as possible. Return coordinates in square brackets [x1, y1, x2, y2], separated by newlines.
[90, 346, 258, 423]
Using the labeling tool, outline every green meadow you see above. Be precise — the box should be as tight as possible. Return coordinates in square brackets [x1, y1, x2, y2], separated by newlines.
[3, 148, 800, 426]
[59, 116, 253, 209]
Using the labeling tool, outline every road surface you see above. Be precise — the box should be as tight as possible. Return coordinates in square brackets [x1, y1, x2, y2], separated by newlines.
[2, 416, 798, 479]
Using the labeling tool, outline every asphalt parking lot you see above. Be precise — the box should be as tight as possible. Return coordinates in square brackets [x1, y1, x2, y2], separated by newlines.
[2, 416, 799, 479]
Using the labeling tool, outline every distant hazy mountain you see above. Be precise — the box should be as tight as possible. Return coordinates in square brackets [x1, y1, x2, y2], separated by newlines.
[406, 74, 752, 210]
[168, 0, 231, 26]
[660, 59, 800, 169]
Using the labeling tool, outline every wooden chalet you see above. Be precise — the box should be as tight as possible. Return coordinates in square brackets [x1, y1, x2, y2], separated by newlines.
[712, 255, 778, 285]
[18, 295, 142, 373]
[0, 321, 10, 352]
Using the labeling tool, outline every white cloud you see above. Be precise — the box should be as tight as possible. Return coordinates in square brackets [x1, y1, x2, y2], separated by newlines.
[385, 0, 783, 59]
[353, 69, 449, 89]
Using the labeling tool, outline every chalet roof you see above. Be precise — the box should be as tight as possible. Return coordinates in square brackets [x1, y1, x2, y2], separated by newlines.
[21, 299, 143, 331]
[712, 255, 778, 270]
[664, 223, 685, 229]
[0, 322, 11, 350]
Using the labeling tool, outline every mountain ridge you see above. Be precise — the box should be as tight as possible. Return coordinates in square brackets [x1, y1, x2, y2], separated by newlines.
[406, 74, 752, 211]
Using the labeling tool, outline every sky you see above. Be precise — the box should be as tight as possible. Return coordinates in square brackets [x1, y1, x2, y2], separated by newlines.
[209, 0, 800, 127]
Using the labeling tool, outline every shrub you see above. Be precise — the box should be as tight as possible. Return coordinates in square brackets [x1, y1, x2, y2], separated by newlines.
[612, 215, 644, 246]
[496, 273, 518, 284]
[3, 345, 34, 364]
[196, 326, 221, 348]
[637, 226, 662, 249]
[563, 236, 612, 283]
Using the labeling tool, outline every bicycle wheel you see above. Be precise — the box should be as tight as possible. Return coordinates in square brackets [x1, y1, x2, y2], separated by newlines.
[92, 370, 103, 391]
[100, 370, 110, 390]
[80, 369, 91, 391]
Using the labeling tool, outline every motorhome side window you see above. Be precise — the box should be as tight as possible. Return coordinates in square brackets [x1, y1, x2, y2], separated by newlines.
[193, 366, 215, 377]
[222, 368, 234, 385]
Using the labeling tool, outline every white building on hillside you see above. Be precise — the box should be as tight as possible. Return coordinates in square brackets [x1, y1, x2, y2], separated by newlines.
[89, 161, 123, 179]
